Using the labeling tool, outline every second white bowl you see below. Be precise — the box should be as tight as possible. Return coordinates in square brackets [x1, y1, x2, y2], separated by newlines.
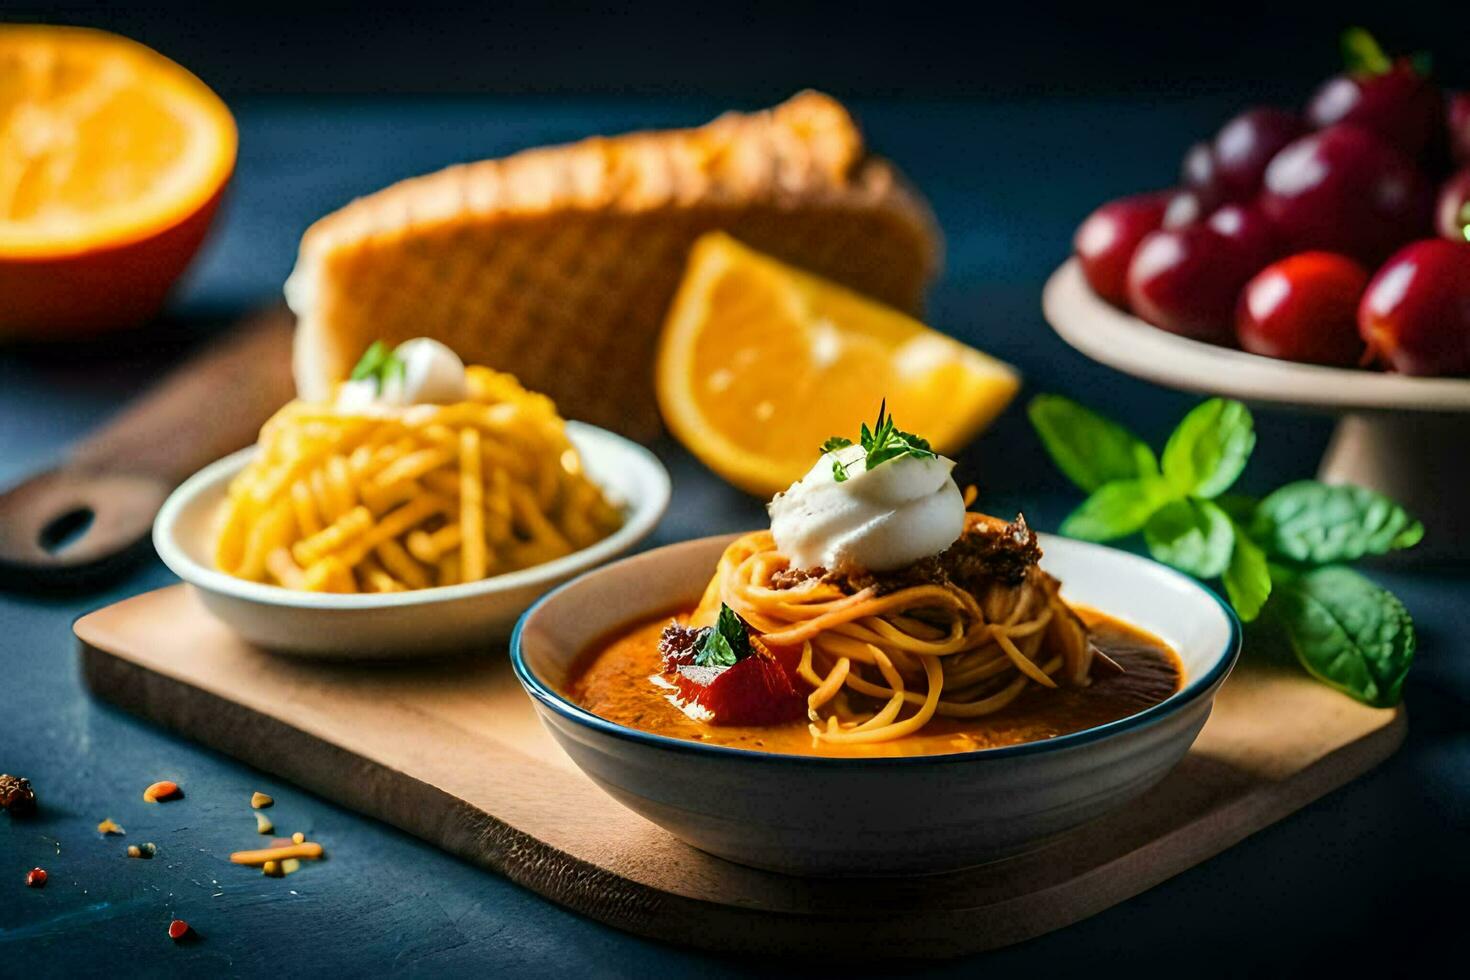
[153, 421, 670, 658]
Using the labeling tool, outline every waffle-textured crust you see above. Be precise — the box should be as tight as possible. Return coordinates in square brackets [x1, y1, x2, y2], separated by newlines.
[287, 92, 942, 439]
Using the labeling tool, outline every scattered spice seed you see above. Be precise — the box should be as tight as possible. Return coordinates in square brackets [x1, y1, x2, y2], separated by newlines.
[168, 919, 190, 942]
[250, 792, 273, 809]
[280, 858, 301, 875]
[142, 781, 181, 803]
[97, 818, 125, 835]
[262, 860, 281, 877]
[255, 812, 273, 835]
[127, 842, 158, 859]
[25, 867, 46, 888]
[0, 774, 37, 816]
[291, 832, 305, 845]
[229, 841, 323, 866]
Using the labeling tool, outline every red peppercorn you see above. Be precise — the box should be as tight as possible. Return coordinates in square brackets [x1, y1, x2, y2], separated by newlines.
[168, 919, 190, 942]
[25, 867, 46, 888]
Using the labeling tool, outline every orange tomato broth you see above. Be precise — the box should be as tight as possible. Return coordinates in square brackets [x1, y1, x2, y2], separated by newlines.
[564, 608, 1183, 758]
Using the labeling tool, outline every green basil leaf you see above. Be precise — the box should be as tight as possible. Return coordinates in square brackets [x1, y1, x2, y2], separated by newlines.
[848, 401, 936, 474]
[1222, 530, 1271, 622]
[1272, 566, 1414, 707]
[693, 603, 752, 668]
[864, 441, 907, 469]
[693, 630, 738, 668]
[1161, 398, 1255, 498]
[1060, 477, 1175, 542]
[1252, 481, 1424, 564]
[1143, 498, 1235, 578]
[1028, 395, 1159, 493]
[819, 436, 853, 455]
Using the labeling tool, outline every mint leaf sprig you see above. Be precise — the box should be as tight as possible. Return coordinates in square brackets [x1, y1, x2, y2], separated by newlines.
[821, 400, 937, 483]
[1029, 394, 1422, 708]
[350, 340, 407, 394]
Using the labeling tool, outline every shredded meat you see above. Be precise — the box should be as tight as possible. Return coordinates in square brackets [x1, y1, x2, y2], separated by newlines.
[935, 512, 1042, 590]
[769, 565, 826, 590]
[782, 513, 1041, 595]
[658, 621, 708, 671]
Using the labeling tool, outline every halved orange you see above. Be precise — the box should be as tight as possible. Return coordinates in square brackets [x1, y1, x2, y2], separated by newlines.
[656, 232, 1020, 498]
[0, 26, 236, 336]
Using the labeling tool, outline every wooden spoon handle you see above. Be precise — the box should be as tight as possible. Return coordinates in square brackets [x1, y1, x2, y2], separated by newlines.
[0, 306, 295, 590]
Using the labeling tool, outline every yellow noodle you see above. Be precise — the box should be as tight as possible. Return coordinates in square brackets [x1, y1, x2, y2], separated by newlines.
[376, 539, 431, 590]
[694, 518, 1093, 746]
[216, 364, 622, 591]
[460, 428, 486, 582]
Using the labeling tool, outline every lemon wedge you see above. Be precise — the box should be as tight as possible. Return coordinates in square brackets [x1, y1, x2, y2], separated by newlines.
[656, 232, 1019, 497]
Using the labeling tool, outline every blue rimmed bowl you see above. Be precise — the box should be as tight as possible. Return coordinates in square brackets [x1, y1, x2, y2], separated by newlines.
[512, 532, 1241, 875]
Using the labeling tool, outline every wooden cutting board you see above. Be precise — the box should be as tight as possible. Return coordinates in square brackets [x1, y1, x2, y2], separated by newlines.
[76, 585, 1406, 960]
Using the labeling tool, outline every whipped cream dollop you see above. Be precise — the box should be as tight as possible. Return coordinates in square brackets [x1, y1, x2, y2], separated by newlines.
[335, 338, 469, 411]
[768, 444, 966, 573]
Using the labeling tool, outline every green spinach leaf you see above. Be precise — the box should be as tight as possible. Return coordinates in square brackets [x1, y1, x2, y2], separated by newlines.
[1253, 481, 1424, 564]
[1272, 566, 1414, 708]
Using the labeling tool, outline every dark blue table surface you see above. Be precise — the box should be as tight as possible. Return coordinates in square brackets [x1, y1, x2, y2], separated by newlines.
[2, 97, 1466, 977]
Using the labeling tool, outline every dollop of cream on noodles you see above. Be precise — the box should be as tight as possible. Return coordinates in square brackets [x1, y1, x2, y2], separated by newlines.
[768, 444, 965, 573]
[335, 337, 468, 410]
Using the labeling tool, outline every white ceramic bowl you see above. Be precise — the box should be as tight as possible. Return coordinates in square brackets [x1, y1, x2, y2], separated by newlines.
[154, 421, 670, 658]
[513, 532, 1241, 876]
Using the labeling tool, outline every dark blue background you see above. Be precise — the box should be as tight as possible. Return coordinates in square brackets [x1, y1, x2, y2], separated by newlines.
[3, 7, 1470, 976]
[12, 1, 1470, 100]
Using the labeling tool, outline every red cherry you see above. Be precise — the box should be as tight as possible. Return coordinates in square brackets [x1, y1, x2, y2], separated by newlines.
[1307, 60, 1442, 160]
[1206, 203, 1277, 262]
[1261, 124, 1431, 266]
[1449, 93, 1470, 166]
[1359, 239, 1470, 376]
[1126, 214, 1273, 346]
[1212, 107, 1305, 200]
[1435, 169, 1470, 243]
[1162, 188, 1209, 229]
[1073, 191, 1170, 307]
[1181, 142, 1221, 201]
[1237, 252, 1369, 366]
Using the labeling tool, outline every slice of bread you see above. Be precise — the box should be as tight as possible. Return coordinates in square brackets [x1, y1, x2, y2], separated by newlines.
[286, 92, 942, 439]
